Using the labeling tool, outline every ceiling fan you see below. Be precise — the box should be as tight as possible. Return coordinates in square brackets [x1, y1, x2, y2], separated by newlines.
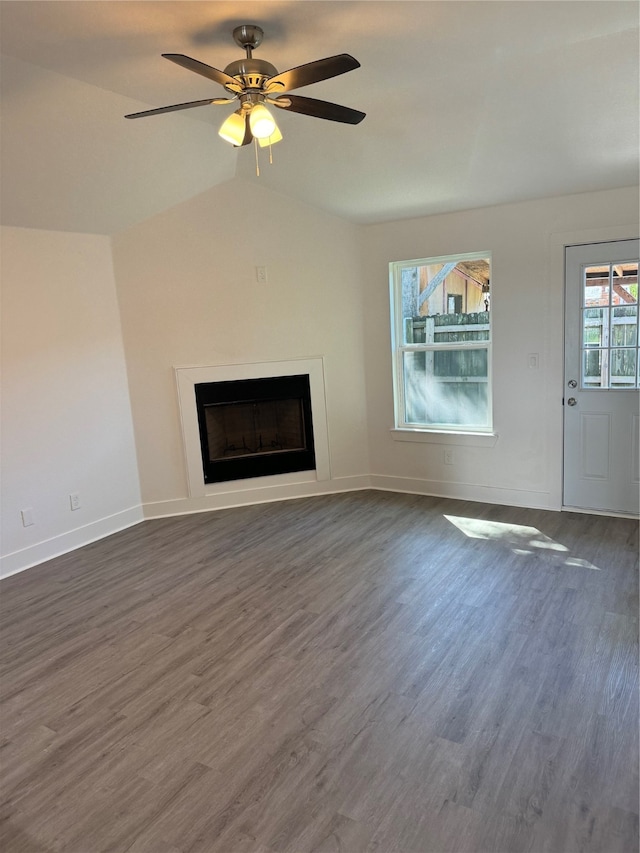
[125, 24, 366, 149]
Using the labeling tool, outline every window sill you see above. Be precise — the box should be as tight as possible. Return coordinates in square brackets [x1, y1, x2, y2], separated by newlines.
[390, 428, 499, 447]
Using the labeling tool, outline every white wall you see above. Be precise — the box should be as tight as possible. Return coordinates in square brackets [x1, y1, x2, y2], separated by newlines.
[110, 178, 370, 516]
[0, 54, 236, 235]
[2, 186, 637, 577]
[360, 186, 639, 510]
[0, 227, 142, 577]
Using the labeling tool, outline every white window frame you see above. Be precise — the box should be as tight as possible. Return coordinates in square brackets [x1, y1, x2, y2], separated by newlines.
[580, 262, 639, 390]
[390, 251, 494, 436]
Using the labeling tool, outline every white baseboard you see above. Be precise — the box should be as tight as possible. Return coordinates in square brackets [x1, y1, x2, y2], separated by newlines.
[0, 505, 144, 579]
[369, 475, 558, 511]
[0, 476, 559, 580]
[562, 504, 639, 520]
[142, 475, 372, 519]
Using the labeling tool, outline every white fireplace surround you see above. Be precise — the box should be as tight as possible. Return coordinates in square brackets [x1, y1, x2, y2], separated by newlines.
[175, 358, 331, 498]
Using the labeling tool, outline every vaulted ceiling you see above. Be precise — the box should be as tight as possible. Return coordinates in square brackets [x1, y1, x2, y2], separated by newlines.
[1, 0, 638, 235]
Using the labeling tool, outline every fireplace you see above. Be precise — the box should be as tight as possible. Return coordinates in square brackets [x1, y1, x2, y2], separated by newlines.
[176, 359, 330, 497]
[195, 375, 316, 483]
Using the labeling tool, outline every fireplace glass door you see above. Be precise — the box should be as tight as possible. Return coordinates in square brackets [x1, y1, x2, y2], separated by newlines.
[195, 375, 315, 483]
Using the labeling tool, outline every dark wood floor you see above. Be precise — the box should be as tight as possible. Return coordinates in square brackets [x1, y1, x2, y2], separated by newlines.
[0, 490, 637, 853]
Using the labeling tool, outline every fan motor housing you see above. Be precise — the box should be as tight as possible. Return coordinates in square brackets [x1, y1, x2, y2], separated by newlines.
[223, 58, 278, 91]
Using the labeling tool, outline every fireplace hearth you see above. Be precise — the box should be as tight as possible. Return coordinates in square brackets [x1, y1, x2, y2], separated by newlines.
[195, 375, 316, 483]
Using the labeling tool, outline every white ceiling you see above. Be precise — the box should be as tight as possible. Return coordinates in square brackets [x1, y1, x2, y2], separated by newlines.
[1, 0, 638, 235]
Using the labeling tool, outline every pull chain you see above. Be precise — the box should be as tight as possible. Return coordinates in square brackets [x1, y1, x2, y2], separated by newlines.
[252, 137, 276, 175]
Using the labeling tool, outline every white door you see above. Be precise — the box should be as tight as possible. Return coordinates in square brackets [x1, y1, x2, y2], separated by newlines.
[564, 239, 639, 515]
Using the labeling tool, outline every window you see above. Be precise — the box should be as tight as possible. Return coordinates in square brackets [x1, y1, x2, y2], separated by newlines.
[581, 261, 638, 388]
[390, 252, 492, 432]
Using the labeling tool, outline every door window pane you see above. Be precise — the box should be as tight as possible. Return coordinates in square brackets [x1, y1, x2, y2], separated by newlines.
[581, 260, 639, 389]
[610, 348, 637, 386]
[583, 349, 606, 388]
[612, 306, 637, 346]
[612, 262, 638, 305]
[583, 308, 607, 347]
[584, 265, 610, 307]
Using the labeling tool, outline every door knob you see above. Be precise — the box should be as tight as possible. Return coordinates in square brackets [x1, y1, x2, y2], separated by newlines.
[567, 397, 577, 406]
[568, 379, 577, 388]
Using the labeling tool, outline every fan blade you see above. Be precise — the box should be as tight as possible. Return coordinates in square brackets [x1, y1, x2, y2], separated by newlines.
[264, 54, 360, 93]
[125, 98, 229, 119]
[162, 54, 243, 92]
[270, 94, 365, 124]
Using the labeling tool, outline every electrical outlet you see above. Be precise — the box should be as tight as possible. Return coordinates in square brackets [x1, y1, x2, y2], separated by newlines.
[444, 449, 454, 465]
[21, 508, 35, 527]
[255, 265, 268, 283]
[69, 493, 81, 511]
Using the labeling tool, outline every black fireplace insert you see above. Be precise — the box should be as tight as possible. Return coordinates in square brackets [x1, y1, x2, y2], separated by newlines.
[195, 375, 316, 483]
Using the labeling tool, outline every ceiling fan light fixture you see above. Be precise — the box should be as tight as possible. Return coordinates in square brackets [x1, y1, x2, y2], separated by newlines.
[257, 125, 283, 147]
[218, 111, 246, 145]
[249, 103, 277, 139]
[126, 27, 366, 152]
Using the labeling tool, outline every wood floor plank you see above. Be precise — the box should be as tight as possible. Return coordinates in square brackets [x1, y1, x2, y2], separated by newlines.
[1, 491, 637, 852]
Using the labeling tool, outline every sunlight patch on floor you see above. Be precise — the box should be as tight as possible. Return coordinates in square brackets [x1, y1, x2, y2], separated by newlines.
[444, 515, 600, 570]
